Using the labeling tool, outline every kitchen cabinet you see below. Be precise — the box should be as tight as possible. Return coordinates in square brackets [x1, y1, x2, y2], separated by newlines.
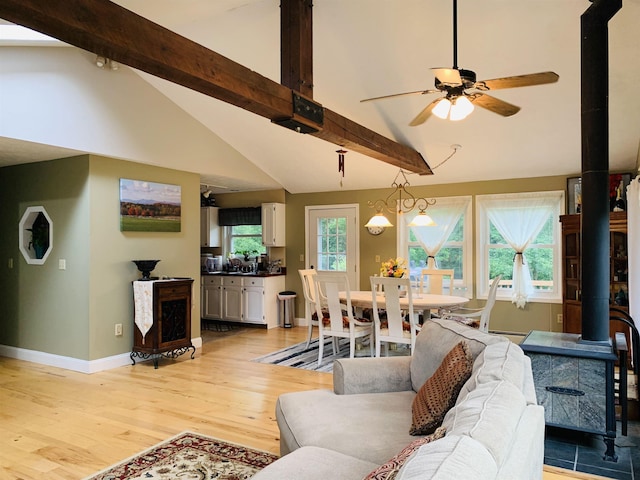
[560, 212, 629, 334]
[131, 278, 195, 368]
[262, 202, 286, 246]
[222, 277, 243, 321]
[202, 275, 222, 320]
[200, 207, 221, 247]
[243, 277, 266, 324]
[201, 274, 285, 327]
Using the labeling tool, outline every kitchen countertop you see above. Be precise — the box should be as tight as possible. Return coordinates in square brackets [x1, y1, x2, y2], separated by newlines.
[201, 271, 285, 277]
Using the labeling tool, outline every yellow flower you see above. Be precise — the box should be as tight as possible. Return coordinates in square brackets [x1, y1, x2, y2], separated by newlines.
[380, 257, 407, 277]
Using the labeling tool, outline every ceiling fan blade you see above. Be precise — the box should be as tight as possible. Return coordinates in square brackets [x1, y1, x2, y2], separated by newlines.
[470, 93, 521, 117]
[409, 98, 442, 126]
[360, 89, 439, 103]
[475, 71, 559, 91]
[432, 68, 462, 87]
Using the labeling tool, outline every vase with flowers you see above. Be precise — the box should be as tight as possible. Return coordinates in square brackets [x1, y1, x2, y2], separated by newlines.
[380, 257, 407, 278]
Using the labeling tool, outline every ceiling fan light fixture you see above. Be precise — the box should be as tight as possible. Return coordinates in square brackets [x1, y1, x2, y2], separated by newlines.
[432, 98, 452, 119]
[449, 96, 474, 121]
[365, 212, 394, 228]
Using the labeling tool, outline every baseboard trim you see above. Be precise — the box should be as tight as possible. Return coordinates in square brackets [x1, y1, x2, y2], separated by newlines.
[0, 336, 202, 374]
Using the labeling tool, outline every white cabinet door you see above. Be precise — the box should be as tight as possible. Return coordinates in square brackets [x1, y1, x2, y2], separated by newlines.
[222, 277, 243, 321]
[201, 207, 221, 247]
[262, 203, 286, 246]
[243, 286, 264, 323]
[202, 276, 222, 320]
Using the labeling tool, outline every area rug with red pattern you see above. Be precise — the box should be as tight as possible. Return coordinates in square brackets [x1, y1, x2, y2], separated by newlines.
[83, 431, 278, 480]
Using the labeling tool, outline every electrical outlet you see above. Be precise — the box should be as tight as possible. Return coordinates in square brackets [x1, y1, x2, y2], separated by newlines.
[375, 255, 380, 263]
[115, 323, 123, 336]
[557, 314, 563, 324]
[8, 258, 13, 269]
[299, 254, 304, 262]
[58, 259, 66, 270]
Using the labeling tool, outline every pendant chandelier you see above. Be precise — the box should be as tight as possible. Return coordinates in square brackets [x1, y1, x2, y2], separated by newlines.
[365, 169, 436, 228]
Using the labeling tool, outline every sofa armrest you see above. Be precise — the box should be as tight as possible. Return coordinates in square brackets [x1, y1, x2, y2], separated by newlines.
[333, 356, 413, 395]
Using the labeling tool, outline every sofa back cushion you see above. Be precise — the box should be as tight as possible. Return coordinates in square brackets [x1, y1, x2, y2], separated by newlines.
[441, 380, 527, 469]
[396, 434, 498, 480]
[410, 319, 507, 391]
[456, 340, 531, 404]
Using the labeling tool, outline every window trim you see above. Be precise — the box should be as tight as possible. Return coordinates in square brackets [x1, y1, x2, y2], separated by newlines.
[475, 190, 565, 303]
[397, 195, 473, 299]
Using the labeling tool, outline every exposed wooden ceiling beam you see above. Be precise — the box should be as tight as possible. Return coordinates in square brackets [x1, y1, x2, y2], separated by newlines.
[280, 0, 314, 98]
[0, 0, 432, 175]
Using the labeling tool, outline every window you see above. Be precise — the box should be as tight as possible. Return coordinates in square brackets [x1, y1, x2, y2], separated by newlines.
[316, 217, 348, 271]
[476, 191, 564, 305]
[398, 196, 472, 298]
[226, 225, 266, 258]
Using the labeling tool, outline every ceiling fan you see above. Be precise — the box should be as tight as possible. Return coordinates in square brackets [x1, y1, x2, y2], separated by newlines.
[360, 0, 559, 125]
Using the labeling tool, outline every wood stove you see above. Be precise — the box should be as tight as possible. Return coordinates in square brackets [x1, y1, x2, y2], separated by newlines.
[521, 330, 618, 461]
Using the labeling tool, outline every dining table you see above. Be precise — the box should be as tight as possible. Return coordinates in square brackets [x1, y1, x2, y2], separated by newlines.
[339, 291, 469, 311]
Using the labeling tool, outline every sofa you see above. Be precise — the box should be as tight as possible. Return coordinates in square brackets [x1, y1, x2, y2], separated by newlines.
[253, 318, 545, 480]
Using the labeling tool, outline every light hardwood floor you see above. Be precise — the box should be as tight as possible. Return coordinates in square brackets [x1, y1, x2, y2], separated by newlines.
[0, 325, 608, 480]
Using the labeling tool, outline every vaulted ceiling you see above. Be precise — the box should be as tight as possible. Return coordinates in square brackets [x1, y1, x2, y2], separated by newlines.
[1, 0, 639, 194]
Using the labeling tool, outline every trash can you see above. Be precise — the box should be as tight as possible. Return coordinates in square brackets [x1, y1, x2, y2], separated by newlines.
[278, 291, 296, 328]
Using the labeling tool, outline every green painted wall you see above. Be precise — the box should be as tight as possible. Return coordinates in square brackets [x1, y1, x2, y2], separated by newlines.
[0, 155, 200, 361]
[0, 156, 91, 358]
[87, 156, 200, 360]
[283, 175, 570, 335]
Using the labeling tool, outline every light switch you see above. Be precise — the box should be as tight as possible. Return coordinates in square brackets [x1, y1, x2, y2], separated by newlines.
[375, 255, 380, 263]
[8, 258, 13, 269]
[299, 254, 304, 262]
[59, 259, 66, 270]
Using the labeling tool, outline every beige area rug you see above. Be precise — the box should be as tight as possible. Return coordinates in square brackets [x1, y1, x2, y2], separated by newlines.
[83, 431, 278, 480]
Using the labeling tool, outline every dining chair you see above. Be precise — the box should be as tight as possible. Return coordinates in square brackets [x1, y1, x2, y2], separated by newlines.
[417, 268, 455, 320]
[369, 276, 419, 357]
[419, 268, 455, 295]
[299, 268, 320, 348]
[314, 272, 373, 367]
[441, 275, 502, 332]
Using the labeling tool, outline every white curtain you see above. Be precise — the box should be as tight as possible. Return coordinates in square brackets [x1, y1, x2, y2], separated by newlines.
[627, 176, 640, 329]
[483, 193, 560, 308]
[404, 197, 470, 268]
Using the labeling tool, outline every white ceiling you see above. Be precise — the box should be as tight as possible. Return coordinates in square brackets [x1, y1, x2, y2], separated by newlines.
[1, 0, 639, 194]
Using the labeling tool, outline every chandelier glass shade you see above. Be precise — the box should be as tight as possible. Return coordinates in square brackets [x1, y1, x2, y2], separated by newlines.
[365, 170, 436, 228]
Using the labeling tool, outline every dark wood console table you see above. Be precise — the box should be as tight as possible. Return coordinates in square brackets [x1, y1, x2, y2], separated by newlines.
[131, 278, 195, 368]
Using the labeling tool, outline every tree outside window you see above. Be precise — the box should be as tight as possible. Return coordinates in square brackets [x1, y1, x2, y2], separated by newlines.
[228, 225, 266, 258]
[317, 217, 347, 271]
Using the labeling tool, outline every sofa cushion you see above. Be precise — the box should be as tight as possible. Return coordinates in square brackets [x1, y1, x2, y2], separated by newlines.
[410, 319, 506, 391]
[442, 380, 527, 468]
[456, 341, 528, 404]
[276, 389, 419, 465]
[396, 435, 498, 480]
[363, 427, 446, 480]
[251, 446, 378, 480]
[410, 341, 473, 435]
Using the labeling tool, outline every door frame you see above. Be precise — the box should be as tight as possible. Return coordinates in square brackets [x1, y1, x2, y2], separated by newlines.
[305, 203, 360, 290]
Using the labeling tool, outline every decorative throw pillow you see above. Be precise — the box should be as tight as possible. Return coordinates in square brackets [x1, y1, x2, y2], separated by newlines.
[409, 340, 473, 435]
[363, 427, 446, 480]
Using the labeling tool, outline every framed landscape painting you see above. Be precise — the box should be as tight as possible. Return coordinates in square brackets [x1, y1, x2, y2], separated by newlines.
[119, 178, 181, 232]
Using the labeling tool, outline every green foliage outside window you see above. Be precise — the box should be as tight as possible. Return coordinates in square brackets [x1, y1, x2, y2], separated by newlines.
[407, 217, 463, 279]
[317, 217, 347, 271]
[488, 216, 554, 289]
[230, 225, 266, 257]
